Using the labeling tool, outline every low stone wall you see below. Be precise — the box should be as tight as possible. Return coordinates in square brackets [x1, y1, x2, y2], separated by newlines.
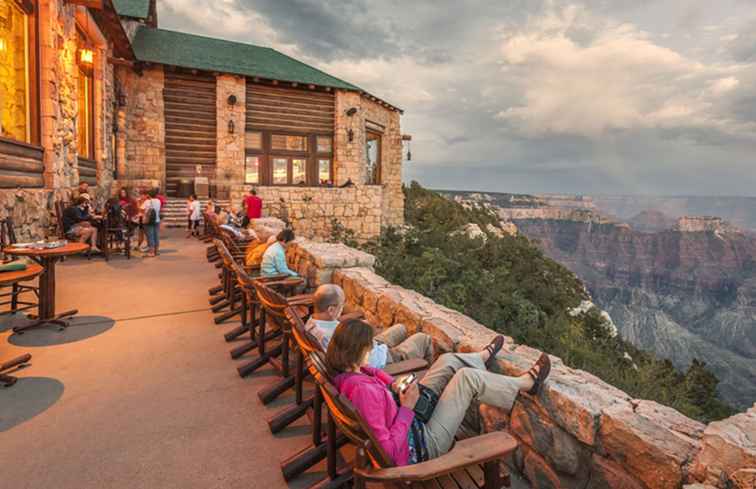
[285, 240, 756, 489]
[232, 185, 384, 241]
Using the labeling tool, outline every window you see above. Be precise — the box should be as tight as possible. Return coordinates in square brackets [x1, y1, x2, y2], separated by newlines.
[271, 134, 307, 152]
[244, 131, 333, 186]
[77, 66, 94, 159]
[245, 155, 260, 184]
[76, 29, 95, 160]
[318, 159, 331, 185]
[0, 0, 35, 143]
[366, 131, 381, 185]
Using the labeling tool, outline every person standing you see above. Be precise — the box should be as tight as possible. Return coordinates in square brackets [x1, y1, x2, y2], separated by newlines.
[141, 188, 162, 257]
[188, 194, 201, 238]
[242, 188, 262, 227]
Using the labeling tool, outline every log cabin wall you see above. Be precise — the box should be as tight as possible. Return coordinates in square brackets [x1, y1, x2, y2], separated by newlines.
[163, 70, 217, 195]
[245, 83, 335, 134]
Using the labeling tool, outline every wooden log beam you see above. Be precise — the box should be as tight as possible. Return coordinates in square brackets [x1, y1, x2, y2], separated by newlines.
[66, 0, 103, 9]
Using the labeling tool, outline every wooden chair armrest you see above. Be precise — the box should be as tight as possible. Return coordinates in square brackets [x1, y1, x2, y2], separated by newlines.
[383, 358, 428, 376]
[256, 274, 293, 282]
[353, 432, 517, 483]
[286, 293, 314, 306]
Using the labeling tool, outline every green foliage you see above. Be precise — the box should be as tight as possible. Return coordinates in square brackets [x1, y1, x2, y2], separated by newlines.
[366, 182, 734, 423]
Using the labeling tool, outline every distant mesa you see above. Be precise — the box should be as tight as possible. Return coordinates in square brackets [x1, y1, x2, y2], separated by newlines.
[628, 209, 676, 232]
[673, 216, 742, 234]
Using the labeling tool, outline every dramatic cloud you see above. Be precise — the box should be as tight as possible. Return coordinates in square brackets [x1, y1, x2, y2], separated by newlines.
[157, 0, 756, 197]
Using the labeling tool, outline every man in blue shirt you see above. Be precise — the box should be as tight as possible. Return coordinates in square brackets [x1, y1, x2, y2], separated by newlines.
[305, 284, 434, 369]
[261, 228, 299, 277]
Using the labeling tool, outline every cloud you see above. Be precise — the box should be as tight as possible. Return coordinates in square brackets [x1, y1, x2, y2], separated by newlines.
[494, 5, 752, 141]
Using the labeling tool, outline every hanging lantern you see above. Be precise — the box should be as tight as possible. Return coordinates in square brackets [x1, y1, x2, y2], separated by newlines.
[402, 134, 412, 162]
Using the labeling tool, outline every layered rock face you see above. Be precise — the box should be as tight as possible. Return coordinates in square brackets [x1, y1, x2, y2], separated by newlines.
[281, 238, 756, 489]
[510, 217, 756, 410]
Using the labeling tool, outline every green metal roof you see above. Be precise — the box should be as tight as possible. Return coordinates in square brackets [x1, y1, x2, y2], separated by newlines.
[112, 0, 150, 19]
[131, 27, 362, 92]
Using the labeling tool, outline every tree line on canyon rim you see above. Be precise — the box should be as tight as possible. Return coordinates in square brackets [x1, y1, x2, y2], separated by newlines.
[332, 182, 734, 423]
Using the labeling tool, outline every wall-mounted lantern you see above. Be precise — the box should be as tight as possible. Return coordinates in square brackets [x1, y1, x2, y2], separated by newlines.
[227, 94, 237, 106]
[79, 47, 94, 67]
[346, 107, 357, 142]
[228, 119, 235, 134]
[402, 134, 412, 162]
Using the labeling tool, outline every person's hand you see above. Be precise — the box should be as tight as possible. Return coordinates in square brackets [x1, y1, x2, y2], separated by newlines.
[399, 382, 420, 410]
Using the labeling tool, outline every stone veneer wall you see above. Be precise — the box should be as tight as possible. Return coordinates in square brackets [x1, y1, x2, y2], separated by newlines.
[279, 238, 756, 489]
[0, 1, 118, 239]
[216, 74, 246, 186]
[232, 185, 384, 241]
[115, 65, 165, 190]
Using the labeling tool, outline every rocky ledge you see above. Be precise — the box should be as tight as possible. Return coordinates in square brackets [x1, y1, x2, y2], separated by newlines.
[283, 239, 756, 489]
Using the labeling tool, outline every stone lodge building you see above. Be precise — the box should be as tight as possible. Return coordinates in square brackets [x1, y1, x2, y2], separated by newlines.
[0, 0, 406, 240]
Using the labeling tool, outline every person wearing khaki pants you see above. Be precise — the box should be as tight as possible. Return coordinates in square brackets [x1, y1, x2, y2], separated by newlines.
[375, 323, 434, 366]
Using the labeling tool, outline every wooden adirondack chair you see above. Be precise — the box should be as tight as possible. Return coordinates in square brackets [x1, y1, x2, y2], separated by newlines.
[308, 350, 518, 489]
[278, 306, 429, 484]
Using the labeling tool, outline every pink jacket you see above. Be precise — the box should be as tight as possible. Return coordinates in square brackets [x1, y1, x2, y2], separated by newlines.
[334, 367, 415, 466]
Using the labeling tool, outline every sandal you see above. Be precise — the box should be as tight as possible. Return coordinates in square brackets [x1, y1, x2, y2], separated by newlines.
[484, 335, 506, 370]
[526, 353, 551, 395]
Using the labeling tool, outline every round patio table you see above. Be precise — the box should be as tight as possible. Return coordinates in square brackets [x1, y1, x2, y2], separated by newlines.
[3, 242, 89, 334]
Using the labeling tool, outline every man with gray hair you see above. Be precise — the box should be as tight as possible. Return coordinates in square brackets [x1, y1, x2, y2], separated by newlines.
[306, 284, 434, 368]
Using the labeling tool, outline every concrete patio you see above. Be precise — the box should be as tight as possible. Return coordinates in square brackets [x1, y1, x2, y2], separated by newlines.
[0, 230, 321, 489]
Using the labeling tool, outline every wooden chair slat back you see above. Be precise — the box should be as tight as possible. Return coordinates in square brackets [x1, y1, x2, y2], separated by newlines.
[307, 350, 396, 469]
[284, 305, 320, 356]
[252, 281, 289, 323]
[54, 200, 67, 239]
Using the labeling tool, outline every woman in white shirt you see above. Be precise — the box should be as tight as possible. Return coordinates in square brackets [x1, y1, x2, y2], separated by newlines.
[141, 188, 162, 257]
[188, 194, 201, 237]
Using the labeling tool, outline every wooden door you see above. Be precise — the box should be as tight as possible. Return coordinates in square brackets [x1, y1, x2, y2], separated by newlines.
[163, 70, 217, 196]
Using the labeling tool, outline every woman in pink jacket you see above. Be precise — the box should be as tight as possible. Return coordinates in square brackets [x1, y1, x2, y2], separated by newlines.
[328, 319, 551, 466]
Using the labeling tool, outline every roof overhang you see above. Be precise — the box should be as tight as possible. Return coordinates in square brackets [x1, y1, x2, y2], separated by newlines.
[90, 0, 135, 61]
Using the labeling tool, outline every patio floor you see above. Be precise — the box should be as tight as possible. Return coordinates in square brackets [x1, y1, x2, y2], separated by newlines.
[0, 230, 322, 489]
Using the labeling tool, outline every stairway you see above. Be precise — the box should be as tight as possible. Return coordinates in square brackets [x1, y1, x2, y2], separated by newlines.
[161, 197, 231, 228]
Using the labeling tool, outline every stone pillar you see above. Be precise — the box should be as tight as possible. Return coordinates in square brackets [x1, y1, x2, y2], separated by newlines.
[216, 74, 246, 200]
[334, 90, 365, 185]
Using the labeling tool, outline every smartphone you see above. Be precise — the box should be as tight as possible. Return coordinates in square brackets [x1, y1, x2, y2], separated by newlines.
[396, 373, 417, 394]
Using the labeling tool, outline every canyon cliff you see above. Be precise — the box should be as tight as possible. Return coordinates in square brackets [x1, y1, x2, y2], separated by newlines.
[445, 191, 756, 410]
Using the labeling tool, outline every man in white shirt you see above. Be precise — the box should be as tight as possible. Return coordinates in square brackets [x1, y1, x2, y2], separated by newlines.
[305, 284, 434, 368]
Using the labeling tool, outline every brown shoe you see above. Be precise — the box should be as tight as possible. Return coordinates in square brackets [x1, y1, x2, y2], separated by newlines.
[484, 335, 506, 370]
[526, 353, 551, 395]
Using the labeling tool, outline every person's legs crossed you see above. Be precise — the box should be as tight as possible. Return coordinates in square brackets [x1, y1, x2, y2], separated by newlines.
[419, 352, 487, 395]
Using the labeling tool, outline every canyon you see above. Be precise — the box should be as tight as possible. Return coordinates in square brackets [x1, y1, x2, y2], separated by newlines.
[444, 191, 756, 410]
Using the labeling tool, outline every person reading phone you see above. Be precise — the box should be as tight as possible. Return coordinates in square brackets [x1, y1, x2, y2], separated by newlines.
[328, 319, 551, 466]
[306, 284, 434, 368]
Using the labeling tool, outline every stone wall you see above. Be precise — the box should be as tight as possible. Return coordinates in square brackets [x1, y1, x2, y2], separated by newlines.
[216, 74, 246, 187]
[231, 184, 384, 241]
[283, 240, 756, 489]
[116, 65, 164, 189]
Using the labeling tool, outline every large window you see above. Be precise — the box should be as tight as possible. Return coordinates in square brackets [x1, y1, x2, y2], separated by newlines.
[366, 130, 382, 185]
[77, 30, 95, 160]
[0, 0, 36, 144]
[245, 130, 333, 186]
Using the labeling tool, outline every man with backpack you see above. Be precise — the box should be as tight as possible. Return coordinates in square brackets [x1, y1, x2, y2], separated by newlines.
[141, 188, 162, 257]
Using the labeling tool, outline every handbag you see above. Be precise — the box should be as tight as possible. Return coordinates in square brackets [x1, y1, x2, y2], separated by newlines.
[413, 384, 439, 423]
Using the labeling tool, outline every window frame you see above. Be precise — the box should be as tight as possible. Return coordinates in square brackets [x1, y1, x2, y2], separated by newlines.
[76, 27, 96, 161]
[0, 0, 40, 146]
[365, 129, 382, 185]
[244, 130, 333, 186]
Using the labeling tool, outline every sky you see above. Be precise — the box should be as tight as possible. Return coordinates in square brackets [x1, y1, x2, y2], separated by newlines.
[156, 0, 756, 197]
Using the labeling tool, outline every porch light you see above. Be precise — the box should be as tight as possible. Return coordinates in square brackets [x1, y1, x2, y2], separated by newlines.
[79, 48, 94, 66]
[228, 120, 235, 134]
[0, 38, 6, 53]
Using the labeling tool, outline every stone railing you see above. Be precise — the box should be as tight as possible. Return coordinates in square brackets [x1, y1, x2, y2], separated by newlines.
[284, 239, 755, 489]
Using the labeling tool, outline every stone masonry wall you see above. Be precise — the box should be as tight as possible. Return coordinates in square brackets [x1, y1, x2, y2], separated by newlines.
[283, 240, 756, 489]
[232, 184, 383, 241]
[334, 90, 404, 229]
[216, 75, 246, 187]
[117, 65, 165, 189]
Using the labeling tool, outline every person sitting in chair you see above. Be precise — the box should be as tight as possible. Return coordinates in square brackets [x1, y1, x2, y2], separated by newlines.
[307, 284, 434, 368]
[62, 197, 101, 253]
[327, 319, 551, 466]
[260, 229, 299, 278]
